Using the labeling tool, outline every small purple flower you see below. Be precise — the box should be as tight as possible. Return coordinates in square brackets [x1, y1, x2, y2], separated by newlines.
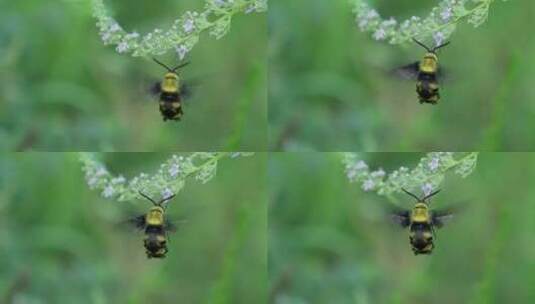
[433, 31, 446, 46]
[421, 183, 434, 196]
[183, 18, 195, 34]
[116, 41, 129, 53]
[373, 28, 387, 40]
[363, 179, 375, 191]
[102, 185, 115, 198]
[440, 7, 453, 22]
[371, 168, 386, 178]
[176, 44, 189, 60]
[428, 157, 440, 171]
[161, 188, 174, 199]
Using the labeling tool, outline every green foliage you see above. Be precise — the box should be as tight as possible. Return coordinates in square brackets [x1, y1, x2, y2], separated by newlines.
[342, 152, 478, 198]
[92, 0, 267, 57]
[352, 0, 507, 45]
[80, 152, 254, 202]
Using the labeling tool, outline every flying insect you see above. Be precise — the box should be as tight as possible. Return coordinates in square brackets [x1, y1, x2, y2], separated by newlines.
[390, 188, 454, 255]
[151, 58, 191, 121]
[127, 191, 177, 258]
[395, 38, 450, 104]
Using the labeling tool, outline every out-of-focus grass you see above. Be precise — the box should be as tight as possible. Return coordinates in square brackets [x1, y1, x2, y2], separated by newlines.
[269, 153, 535, 303]
[0, 153, 266, 303]
[269, 0, 535, 151]
[0, 0, 267, 151]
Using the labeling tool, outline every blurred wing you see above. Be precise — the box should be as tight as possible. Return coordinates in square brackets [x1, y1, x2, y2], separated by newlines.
[436, 66, 449, 83]
[390, 208, 411, 228]
[392, 61, 420, 80]
[124, 214, 147, 231]
[150, 81, 161, 96]
[179, 77, 203, 100]
[164, 219, 188, 233]
[179, 82, 194, 100]
[431, 209, 455, 228]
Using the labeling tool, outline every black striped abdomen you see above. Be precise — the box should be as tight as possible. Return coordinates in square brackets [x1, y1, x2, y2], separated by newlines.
[159, 92, 183, 121]
[160, 92, 180, 102]
[416, 72, 440, 104]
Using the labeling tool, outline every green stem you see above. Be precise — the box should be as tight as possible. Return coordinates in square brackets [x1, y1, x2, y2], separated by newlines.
[184, 152, 229, 178]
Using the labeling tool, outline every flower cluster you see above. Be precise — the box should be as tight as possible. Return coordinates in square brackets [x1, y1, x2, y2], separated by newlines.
[342, 152, 479, 197]
[92, 0, 267, 58]
[80, 152, 254, 202]
[351, 0, 505, 46]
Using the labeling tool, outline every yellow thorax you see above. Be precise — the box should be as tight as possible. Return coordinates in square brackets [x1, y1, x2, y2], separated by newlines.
[419, 53, 438, 73]
[146, 206, 165, 226]
[161, 73, 180, 93]
[411, 203, 430, 223]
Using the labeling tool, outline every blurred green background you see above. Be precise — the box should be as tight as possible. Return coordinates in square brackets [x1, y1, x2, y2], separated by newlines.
[0, 153, 266, 303]
[0, 0, 266, 151]
[269, 153, 535, 303]
[269, 0, 535, 151]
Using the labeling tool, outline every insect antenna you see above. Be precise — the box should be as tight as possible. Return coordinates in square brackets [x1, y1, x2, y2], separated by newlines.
[152, 58, 173, 72]
[432, 41, 451, 52]
[401, 188, 421, 202]
[158, 194, 176, 210]
[172, 61, 190, 72]
[139, 191, 158, 206]
[422, 189, 441, 203]
[412, 38, 432, 52]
